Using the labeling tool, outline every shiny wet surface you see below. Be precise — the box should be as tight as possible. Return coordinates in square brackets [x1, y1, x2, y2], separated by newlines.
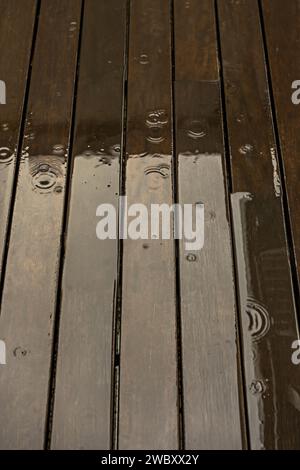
[0, 0, 299, 450]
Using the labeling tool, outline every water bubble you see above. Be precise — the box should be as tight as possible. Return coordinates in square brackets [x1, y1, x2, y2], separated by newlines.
[186, 253, 197, 262]
[1, 123, 9, 132]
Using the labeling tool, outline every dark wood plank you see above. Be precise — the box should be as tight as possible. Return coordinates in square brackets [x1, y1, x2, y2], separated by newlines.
[174, 0, 218, 81]
[0, 0, 37, 272]
[118, 0, 178, 449]
[174, 0, 243, 450]
[0, 0, 82, 449]
[218, 0, 300, 449]
[51, 0, 127, 450]
[261, 0, 300, 287]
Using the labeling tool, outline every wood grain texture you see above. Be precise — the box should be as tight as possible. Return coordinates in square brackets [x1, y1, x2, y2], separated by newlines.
[118, 0, 178, 450]
[261, 0, 300, 286]
[51, 0, 127, 450]
[0, 0, 37, 273]
[174, 0, 243, 450]
[218, 0, 300, 449]
[0, 0, 82, 449]
[174, 0, 218, 81]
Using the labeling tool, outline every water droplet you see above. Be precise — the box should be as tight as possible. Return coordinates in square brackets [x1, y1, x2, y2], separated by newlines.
[209, 210, 216, 221]
[27, 132, 35, 141]
[13, 347, 29, 358]
[239, 144, 254, 155]
[250, 380, 265, 395]
[186, 253, 197, 262]
[83, 149, 93, 157]
[39, 164, 50, 172]
[53, 144, 65, 156]
[236, 114, 245, 123]
[69, 21, 77, 32]
[146, 110, 168, 129]
[32, 165, 58, 192]
[139, 53, 149, 65]
[146, 110, 168, 144]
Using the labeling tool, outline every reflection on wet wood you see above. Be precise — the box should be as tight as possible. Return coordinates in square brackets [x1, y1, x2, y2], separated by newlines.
[262, 0, 300, 290]
[174, 0, 244, 449]
[175, 81, 243, 450]
[50, 0, 127, 450]
[0, 0, 82, 449]
[0, 0, 37, 274]
[0, 0, 299, 451]
[118, 0, 178, 450]
[218, 0, 300, 449]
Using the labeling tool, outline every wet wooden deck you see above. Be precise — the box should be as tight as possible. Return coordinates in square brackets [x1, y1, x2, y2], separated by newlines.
[0, 0, 300, 450]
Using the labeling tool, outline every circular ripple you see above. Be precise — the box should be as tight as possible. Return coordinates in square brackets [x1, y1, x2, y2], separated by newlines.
[246, 298, 271, 342]
[0, 147, 13, 164]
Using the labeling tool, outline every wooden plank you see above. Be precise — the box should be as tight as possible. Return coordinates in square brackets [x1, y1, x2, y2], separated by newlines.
[261, 0, 300, 287]
[0, 0, 37, 272]
[174, 0, 218, 81]
[0, 0, 82, 449]
[218, 0, 300, 449]
[51, 0, 127, 450]
[118, 0, 178, 449]
[174, 0, 243, 450]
